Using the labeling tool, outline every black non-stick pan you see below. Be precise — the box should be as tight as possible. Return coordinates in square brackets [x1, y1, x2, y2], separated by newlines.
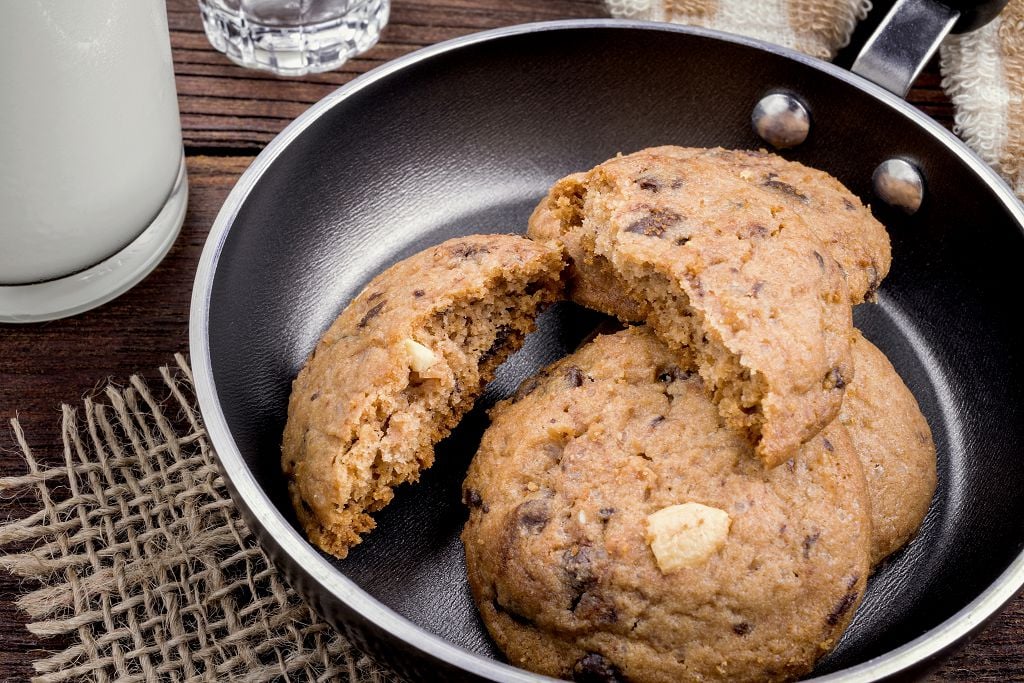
[189, 2, 1024, 680]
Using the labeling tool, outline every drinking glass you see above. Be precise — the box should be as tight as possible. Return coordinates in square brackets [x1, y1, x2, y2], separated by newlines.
[198, 0, 390, 76]
[0, 0, 187, 323]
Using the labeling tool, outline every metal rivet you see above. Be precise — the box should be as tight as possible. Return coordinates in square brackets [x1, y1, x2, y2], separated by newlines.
[872, 158, 924, 214]
[751, 93, 810, 149]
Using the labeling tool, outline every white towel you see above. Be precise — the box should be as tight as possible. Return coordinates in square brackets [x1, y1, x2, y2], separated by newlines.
[608, 0, 1024, 199]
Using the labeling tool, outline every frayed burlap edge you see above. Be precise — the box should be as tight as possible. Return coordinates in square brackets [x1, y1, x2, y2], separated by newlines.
[0, 355, 396, 683]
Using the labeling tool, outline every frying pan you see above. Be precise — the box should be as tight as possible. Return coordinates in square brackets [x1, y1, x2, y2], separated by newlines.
[189, 1, 1024, 680]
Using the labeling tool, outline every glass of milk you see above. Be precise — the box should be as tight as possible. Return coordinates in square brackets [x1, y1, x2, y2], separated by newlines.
[0, 0, 188, 323]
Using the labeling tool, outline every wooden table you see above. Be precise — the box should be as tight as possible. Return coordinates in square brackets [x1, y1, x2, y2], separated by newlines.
[1, 1, 1020, 680]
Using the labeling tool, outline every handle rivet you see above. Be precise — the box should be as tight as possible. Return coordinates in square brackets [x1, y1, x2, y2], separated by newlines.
[751, 93, 810, 149]
[872, 158, 924, 214]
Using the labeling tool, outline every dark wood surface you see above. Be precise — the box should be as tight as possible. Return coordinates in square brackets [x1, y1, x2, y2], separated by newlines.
[1, 1, 1020, 681]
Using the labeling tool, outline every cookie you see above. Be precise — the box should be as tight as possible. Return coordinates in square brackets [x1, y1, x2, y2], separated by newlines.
[650, 147, 891, 304]
[529, 148, 854, 467]
[841, 329, 937, 565]
[282, 234, 564, 559]
[529, 147, 890, 310]
[462, 327, 872, 683]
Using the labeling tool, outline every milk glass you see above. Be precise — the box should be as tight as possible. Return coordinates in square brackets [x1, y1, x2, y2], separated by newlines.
[0, 0, 187, 323]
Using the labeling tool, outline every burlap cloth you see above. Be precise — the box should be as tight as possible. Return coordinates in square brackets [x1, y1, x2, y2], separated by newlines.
[3, 3, 1024, 682]
[0, 357, 394, 682]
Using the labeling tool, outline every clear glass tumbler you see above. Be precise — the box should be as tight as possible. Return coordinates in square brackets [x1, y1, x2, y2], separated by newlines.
[198, 0, 390, 76]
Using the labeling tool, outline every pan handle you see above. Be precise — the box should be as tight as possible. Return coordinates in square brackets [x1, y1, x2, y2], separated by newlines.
[850, 0, 1009, 97]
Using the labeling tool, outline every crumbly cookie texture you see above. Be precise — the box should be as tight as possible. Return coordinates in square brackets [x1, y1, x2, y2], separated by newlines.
[841, 329, 937, 565]
[529, 147, 890, 310]
[282, 234, 564, 559]
[528, 147, 855, 467]
[462, 327, 871, 683]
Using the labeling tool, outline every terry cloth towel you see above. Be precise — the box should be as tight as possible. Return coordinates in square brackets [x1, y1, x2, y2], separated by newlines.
[605, 0, 872, 59]
[942, 0, 1024, 197]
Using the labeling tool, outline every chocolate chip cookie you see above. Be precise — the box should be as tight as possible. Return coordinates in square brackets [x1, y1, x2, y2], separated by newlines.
[528, 148, 854, 467]
[841, 329, 937, 565]
[462, 327, 871, 683]
[282, 234, 564, 559]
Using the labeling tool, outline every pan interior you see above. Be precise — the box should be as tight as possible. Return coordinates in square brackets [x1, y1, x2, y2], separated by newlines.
[205, 25, 1024, 678]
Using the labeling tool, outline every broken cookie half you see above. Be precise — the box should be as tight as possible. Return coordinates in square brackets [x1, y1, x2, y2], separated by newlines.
[529, 148, 856, 467]
[282, 234, 564, 559]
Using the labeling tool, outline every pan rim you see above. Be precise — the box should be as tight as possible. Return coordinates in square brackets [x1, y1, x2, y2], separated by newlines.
[188, 18, 1024, 682]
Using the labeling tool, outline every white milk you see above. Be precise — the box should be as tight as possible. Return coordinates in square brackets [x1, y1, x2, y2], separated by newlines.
[0, 0, 183, 285]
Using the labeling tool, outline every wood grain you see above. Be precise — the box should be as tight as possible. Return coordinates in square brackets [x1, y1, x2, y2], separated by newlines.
[1, 1, 1018, 681]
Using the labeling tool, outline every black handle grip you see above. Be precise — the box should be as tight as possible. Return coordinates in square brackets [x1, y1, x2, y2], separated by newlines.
[945, 0, 1011, 32]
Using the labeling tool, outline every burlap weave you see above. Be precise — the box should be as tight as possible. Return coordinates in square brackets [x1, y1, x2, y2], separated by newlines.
[0, 356, 394, 682]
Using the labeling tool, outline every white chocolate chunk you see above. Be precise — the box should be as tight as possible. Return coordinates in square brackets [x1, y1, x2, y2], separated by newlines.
[403, 339, 437, 373]
[646, 502, 731, 573]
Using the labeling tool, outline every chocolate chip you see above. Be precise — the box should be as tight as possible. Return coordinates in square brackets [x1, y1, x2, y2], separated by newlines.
[650, 415, 666, 427]
[598, 507, 615, 521]
[742, 223, 769, 240]
[450, 243, 490, 259]
[574, 591, 618, 624]
[572, 653, 625, 683]
[865, 262, 881, 299]
[671, 178, 685, 190]
[813, 250, 825, 270]
[824, 367, 847, 390]
[826, 587, 860, 627]
[367, 291, 383, 301]
[750, 280, 765, 297]
[413, 289, 425, 298]
[309, 391, 320, 402]
[514, 499, 550, 534]
[822, 437, 834, 452]
[762, 173, 810, 203]
[843, 198, 857, 211]
[357, 300, 386, 327]
[674, 235, 691, 246]
[802, 530, 821, 558]
[637, 177, 660, 192]
[566, 365, 586, 388]
[564, 546, 597, 604]
[657, 365, 693, 383]
[624, 208, 682, 238]
[732, 622, 752, 636]
[464, 488, 484, 509]
[512, 375, 541, 403]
